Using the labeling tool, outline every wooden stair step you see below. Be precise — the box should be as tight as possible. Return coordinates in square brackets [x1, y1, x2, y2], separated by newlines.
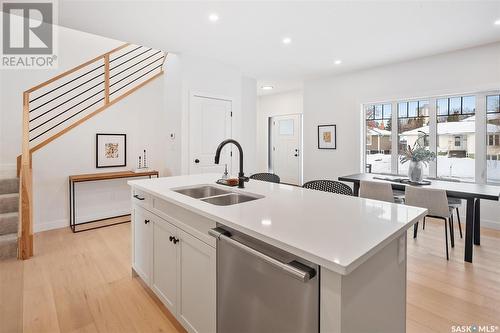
[0, 233, 17, 260]
[0, 212, 18, 235]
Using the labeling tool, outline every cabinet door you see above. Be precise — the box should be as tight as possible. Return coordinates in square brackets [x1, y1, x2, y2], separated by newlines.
[177, 229, 216, 333]
[132, 206, 152, 285]
[152, 218, 178, 315]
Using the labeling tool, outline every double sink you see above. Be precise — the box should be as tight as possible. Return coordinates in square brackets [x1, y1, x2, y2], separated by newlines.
[173, 185, 263, 206]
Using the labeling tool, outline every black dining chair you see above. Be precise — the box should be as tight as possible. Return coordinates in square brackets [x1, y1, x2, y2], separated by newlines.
[302, 180, 353, 196]
[249, 173, 280, 184]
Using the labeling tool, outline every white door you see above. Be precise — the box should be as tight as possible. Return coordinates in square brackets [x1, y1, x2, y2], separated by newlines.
[189, 95, 232, 175]
[152, 218, 178, 315]
[177, 229, 216, 333]
[132, 207, 152, 285]
[271, 114, 301, 185]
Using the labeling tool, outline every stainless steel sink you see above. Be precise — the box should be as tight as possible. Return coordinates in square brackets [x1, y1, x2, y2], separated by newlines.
[201, 193, 261, 206]
[173, 185, 231, 199]
[173, 184, 263, 206]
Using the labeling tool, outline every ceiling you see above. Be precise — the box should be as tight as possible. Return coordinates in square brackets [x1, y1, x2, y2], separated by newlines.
[58, 1, 500, 95]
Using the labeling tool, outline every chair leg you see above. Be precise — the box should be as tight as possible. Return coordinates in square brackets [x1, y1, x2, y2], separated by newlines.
[444, 218, 449, 260]
[414, 221, 419, 239]
[456, 207, 463, 239]
[423, 216, 426, 230]
[449, 215, 455, 248]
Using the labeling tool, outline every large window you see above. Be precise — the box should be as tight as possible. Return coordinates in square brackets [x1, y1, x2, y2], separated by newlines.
[397, 100, 430, 176]
[363, 93, 499, 183]
[365, 103, 392, 174]
[487, 95, 500, 184]
[436, 96, 475, 182]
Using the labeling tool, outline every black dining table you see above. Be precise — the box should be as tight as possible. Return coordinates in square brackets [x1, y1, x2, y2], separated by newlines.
[338, 173, 500, 263]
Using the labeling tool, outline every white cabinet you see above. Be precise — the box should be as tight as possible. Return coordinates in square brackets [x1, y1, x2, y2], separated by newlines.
[132, 203, 216, 333]
[177, 229, 216, 333]
[132, 206, 152, 284]
[152, 218, 178, 315]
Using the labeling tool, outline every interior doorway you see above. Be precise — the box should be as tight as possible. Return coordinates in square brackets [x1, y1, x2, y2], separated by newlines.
[189, 94, 232, 175]
[269, 114, 302, 185]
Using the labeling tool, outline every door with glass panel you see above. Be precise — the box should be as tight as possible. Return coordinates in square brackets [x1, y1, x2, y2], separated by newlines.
[270, 114, 301, 185]
[487, 94, 500, 184]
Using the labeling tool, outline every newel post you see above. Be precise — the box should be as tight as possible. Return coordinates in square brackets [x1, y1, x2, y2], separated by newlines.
[19, 91, 33, 259]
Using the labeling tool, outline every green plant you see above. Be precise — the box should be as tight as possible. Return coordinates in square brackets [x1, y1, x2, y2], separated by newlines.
[400, 131, 436, 165]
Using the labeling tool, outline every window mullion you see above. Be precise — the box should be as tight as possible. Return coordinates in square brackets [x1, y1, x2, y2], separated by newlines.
[429, 97, 437, 178]
[391, 101, 398, 174]
[476, 93, 487, 184]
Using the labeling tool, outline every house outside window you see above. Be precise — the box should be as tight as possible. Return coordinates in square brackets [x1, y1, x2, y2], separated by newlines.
[487, 95, 500, 183]
[397, 100, 430, 176]
[365, 103, 392, 174]
[364, 92, 500, 183]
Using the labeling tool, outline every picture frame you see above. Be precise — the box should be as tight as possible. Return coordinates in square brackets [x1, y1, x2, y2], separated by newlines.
[96, 133, 127, 168]
[317, 124, 337, 149]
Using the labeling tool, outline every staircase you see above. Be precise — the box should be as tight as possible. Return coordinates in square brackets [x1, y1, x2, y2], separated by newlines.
[16, 42, 167, 259]
[0, 178, 19, 259]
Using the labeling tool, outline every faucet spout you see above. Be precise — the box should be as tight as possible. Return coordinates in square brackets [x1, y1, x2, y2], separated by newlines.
[214, 139, 247, 188]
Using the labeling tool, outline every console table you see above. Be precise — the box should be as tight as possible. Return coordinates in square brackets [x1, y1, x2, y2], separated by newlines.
[69, 170, 159, 232]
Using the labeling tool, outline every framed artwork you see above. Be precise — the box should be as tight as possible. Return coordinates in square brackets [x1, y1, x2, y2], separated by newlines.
[96, 133, 127, 168]
[318, 125, 337, 149]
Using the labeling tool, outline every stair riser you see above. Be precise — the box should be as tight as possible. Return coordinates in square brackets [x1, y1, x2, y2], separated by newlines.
[0, 216, 18, 235]
[0, 240, 17, 260]
[0, 179, 19, 195]
[0, 197, 18, 214]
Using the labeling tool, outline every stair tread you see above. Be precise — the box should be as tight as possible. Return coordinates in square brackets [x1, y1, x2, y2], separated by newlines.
[0, 193, 19, 198]
[0, 233, 17, 243]
[0, 178, 19, 195]
[0, 212, 18, 218]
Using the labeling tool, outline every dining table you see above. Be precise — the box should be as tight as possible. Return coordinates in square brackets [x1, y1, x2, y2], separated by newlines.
[338, 173, 500, 263]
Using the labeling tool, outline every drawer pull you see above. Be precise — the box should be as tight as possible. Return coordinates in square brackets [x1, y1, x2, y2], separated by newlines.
[133, 194, 145, 201]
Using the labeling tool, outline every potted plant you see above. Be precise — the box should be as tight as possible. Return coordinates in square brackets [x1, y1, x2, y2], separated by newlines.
[400, 131, 436, 183]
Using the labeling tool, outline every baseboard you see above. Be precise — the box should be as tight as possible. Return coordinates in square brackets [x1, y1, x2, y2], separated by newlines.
[0, 164, 16, 179]
[34, 218, 68, 233]
[481, 218, 500, 231]
[34, 210, 131, 233]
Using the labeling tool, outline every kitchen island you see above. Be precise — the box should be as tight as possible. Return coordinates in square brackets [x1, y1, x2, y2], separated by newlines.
[129, 174, 427, 333]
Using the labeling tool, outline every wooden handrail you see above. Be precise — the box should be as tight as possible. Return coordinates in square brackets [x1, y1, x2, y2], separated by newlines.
[18, 45, 166, 260]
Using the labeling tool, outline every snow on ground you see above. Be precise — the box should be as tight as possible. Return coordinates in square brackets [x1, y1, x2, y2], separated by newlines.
[366, 153, 500, 183]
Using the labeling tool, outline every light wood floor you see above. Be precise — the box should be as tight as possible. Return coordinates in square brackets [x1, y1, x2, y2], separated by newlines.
[1, 219, 500, 333]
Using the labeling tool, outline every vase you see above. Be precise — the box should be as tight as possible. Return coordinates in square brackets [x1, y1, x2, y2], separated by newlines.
[408, 161, 424, 183]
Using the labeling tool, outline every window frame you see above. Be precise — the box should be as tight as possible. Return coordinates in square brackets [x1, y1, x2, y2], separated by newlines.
[362, 91, 500, 184]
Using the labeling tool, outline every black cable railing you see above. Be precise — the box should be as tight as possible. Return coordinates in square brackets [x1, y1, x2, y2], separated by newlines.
[27, 44, 166, 144]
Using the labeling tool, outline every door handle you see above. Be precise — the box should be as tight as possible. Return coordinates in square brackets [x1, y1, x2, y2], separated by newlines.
[144, 219, 150, 224]
[294, 154, 298, 157]
[194, 159, 200, 164]
[209, 228, 315, 282]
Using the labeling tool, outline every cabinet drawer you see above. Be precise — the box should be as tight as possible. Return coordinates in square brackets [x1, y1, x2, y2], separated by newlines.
[132, 188, 152, 208]
[153, 197, 216, 248]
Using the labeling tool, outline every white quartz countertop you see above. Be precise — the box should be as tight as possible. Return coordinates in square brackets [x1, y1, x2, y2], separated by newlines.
[129, 174, 427, 275]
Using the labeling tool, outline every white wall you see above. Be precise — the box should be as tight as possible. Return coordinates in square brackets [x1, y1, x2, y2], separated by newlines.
[178, 54, 257, 176]
[1, 26, 257, 232]
[303, 42, 500, 229]
[256, 90, 303, 171]
[0, 25, 124, 178]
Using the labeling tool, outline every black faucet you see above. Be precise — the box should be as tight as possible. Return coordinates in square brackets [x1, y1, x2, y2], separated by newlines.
[214, 139, 248, 188]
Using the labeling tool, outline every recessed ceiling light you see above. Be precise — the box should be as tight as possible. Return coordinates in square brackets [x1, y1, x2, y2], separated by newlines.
[282, 37, 292, 45]
[261, 85, 274, 90]
[334, 59, 342, 65]
[495, 19, 500, 25]
[209, 13, 219, 22]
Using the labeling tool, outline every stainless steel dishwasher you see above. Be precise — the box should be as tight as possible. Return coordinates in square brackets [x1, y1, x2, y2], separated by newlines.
[209, 227, 319, 333]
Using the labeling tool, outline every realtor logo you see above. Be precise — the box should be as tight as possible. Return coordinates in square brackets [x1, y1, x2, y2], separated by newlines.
[1, 1, 57, 68]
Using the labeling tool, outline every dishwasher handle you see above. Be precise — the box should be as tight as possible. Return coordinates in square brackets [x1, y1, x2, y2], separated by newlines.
[209, 228, 316, 282]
